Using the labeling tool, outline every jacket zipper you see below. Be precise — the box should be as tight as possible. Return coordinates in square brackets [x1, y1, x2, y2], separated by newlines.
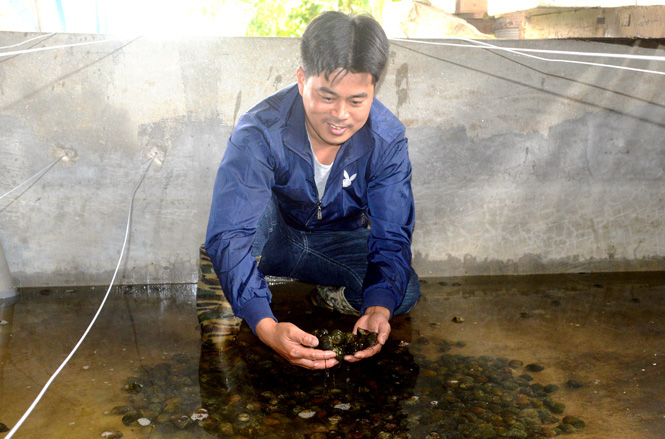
[305, 200, 322, 226]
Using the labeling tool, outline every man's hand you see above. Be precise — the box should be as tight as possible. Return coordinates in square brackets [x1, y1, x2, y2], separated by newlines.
[255, 318, 338, 370]
[345, 306, 391, 363]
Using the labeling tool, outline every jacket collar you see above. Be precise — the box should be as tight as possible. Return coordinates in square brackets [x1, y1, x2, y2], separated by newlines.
[283, 90, 373, 168]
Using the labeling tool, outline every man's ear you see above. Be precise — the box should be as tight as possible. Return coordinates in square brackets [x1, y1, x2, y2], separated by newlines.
[296, 67, 306, 95]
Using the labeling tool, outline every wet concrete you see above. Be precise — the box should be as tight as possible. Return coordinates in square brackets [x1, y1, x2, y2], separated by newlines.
[0, 273, 663, 438]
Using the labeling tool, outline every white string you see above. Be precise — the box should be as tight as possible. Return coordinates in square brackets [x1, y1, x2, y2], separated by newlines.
[458, 37, 665, 76]
[0, 32, 57, 51]
[390, 38, 665, 62]
[0, 155, 65, 201]
[3, 154, 157, 439]
[390, 38, 665, 76]
[0, 35, 138, 58]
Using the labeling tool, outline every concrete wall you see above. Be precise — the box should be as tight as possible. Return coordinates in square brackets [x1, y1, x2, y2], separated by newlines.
[523, 6, 665, 39]
[1, 33, 665, 287]
[488, 1, 665, 16]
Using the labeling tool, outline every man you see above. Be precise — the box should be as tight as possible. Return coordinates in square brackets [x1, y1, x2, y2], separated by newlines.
[204, 11, 421, 370]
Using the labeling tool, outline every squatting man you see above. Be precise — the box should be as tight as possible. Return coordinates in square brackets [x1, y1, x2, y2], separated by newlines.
[204, 11, 421, 369]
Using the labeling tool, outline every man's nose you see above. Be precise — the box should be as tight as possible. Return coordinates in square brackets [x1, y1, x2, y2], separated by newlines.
[331, 100, 349, 121]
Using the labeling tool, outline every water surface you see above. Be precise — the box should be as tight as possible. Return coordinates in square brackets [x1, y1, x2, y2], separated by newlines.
[0, 273, 663, 438]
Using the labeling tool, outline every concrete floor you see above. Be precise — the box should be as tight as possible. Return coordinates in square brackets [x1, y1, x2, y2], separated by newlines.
[0, 272, 664, 438]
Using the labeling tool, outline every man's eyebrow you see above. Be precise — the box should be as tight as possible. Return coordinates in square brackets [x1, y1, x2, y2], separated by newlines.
[319, 86, 368, 99]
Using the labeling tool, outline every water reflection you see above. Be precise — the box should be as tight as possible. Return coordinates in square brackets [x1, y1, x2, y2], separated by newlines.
[101, 276, 602, 439]
[4, 275, 664, 438]
[0, 296, 16, 433]
[110, 324, 588, 438]
[198, 334, 419, 439]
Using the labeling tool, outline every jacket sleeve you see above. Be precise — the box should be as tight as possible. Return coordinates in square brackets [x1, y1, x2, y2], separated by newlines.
[362, 135, 415, 317]
[205, 116, 276, 333]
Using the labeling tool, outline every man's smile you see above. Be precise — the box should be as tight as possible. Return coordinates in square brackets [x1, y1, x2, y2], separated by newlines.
[327, 121, 348, 135]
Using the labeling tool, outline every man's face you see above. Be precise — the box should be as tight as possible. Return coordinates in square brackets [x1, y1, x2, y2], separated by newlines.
[297, 67, 374, 150]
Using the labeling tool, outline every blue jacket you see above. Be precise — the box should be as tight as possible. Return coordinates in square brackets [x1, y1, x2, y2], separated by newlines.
[205, 84, 415, 332]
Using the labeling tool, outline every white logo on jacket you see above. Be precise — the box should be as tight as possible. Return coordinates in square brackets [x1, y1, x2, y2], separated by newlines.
[342, 170, 357, 188]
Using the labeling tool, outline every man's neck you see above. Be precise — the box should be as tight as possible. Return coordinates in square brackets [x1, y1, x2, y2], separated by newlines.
[311, 143, 340, 166]
[306, 125, 340, 166]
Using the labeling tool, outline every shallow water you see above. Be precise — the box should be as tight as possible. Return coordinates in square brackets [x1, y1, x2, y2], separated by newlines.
[0, 273, 664, 438]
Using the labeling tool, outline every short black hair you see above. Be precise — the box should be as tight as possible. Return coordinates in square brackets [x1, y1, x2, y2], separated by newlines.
[300, 11, 389, 85]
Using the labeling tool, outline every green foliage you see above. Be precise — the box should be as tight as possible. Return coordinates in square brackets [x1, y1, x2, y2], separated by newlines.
[286, 0, 325, 37]
[245, 0, 372, 37]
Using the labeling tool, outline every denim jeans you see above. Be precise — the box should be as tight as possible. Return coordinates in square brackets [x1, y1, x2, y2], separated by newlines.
[251, 196, 421, 315]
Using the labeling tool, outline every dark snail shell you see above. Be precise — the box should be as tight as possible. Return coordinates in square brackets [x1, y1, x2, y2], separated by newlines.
[330, 329, 344, 345]
[318, 334, 333, 351]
